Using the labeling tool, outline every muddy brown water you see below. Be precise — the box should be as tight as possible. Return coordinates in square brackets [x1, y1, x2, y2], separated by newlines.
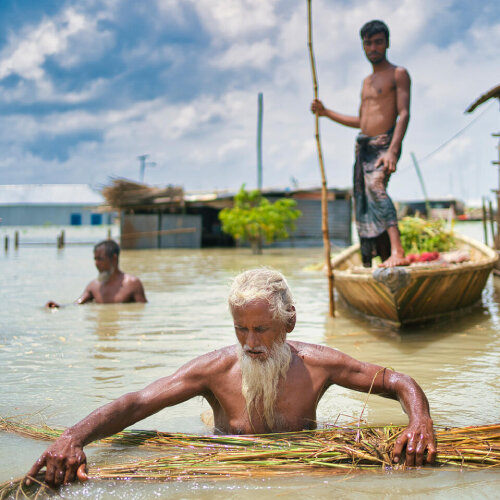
[1, 223, 499, 498]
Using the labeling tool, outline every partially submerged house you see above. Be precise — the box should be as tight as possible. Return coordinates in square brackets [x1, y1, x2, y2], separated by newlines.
[102, 179, 352, 250]
[0, 184, 113, 226]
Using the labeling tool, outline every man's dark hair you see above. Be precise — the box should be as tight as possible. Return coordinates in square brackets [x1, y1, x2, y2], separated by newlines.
[360, 20, 389, 43]
[94, 239, 120, 259]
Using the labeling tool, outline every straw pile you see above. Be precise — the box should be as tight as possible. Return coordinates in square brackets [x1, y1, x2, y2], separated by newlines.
[101, 178, 184, 209]
[0, 419, 499, 498]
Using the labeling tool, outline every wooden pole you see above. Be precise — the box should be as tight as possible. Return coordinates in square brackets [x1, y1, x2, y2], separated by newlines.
[493, 132, 500, 250]
[257, 92, 263, 191]
[14, 231, 19, 249]
[488, 199, 495, 246]
[307, 0, 335, 317]
[482, 197, 489, 246]
[410, 152, 432, 218]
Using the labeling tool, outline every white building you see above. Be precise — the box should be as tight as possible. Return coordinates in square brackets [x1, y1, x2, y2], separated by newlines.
[0, 184, 113, 226]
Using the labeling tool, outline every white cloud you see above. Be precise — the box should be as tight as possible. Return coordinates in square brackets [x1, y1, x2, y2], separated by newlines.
[0, 9, 88, 81]
[212, 40, 277, 69]
[189, 0, 278, 39]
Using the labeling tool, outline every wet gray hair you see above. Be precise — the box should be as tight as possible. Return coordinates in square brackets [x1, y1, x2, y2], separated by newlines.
[228, 268, 295, 326]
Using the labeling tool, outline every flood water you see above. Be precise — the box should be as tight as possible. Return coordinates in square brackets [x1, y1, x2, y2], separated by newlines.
[1, 223, 499, 498]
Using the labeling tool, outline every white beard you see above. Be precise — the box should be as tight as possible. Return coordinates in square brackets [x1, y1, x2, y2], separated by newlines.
[97, 267, 114, 283]
[237, 341, 292, 430]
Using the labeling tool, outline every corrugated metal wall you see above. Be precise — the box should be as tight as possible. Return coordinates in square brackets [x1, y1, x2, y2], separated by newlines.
[266, 197, 352, 248]
[120, 213, 202, 249]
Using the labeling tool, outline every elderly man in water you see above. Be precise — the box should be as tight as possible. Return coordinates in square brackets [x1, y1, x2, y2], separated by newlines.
[45, 239, 147, 307]
[29, 268, 435, 486]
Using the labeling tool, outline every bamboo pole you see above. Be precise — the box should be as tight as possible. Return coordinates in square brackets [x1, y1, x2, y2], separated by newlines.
[307, 0, 335, 317]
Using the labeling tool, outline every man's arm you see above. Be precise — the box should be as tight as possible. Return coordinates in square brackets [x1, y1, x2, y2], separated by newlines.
[45, 285, 93, 308]
[75, 283, 94, 305]
[324, 348, 435, 466]
[375, 67, 411, 173]
[310, 99, 361, 128]
[132, 277, 147, 303]
[26, 354, 212, 486]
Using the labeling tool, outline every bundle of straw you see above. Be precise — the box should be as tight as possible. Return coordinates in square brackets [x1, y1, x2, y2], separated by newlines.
[101, 178, 184, 209]
[1, 419, 499, 498]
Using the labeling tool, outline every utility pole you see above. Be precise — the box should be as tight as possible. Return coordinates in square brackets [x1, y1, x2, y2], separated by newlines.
[138, 155, 156, 183]
[138, 154, 149, 183]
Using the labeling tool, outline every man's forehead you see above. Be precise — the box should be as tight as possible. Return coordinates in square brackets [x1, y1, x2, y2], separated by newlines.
[94, 247, 108, 257]
[231, 299, 273, 317]
[363, 32, 386, 42]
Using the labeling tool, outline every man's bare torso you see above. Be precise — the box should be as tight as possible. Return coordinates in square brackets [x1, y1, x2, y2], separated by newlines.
[86, 273, 143, 304]
[201, 341, 333, 434]
[360, 64, 399, 137]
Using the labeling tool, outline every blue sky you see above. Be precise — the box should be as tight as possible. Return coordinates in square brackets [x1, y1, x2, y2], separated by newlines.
[0, 0, 498, 204]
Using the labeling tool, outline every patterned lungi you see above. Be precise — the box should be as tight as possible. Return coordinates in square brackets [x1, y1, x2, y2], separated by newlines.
[353, 128, 398, 267]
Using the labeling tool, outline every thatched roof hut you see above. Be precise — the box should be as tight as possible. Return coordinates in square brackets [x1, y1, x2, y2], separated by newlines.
[101, 178, 184, 211]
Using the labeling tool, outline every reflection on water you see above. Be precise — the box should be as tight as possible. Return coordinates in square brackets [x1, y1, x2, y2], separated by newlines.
[1, 225, 499, 497]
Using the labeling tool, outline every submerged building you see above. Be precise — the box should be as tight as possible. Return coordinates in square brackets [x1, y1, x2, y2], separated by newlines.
[0, 184, 113, 226]
[103, 180, 353, 250]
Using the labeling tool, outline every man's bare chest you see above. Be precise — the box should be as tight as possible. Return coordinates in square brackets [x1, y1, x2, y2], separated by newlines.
[91, 282, 133, 303]
[209, 367, 327, 433]
[362, 73, 396, 101]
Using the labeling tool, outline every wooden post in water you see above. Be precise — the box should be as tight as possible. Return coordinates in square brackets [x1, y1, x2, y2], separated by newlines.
[14, 231, 19, 249]
[493, 132, 500, 250]
[410, 152, 432, 218]
[482, 197, 489, 246]
[488, 199, 495, 246]
[4, 236, 8, 252]
[307, 0, 335, 317]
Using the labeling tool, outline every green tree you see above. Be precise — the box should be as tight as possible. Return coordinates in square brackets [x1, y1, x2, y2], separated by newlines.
[219, 186, 302, 254]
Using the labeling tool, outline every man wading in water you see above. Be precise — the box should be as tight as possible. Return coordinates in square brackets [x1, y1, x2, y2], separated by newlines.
[45, 240, 147, 307]
[311, 20, 410, 267]
[27, 268, 435, 487]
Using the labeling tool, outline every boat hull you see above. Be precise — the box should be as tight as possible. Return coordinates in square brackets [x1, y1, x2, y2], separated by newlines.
[331, 234, 498, 327]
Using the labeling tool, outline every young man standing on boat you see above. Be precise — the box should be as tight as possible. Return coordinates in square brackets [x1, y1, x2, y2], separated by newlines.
[27, 268, 435, 487]
[45, 240, 147, 307]
[311, 20, 410, 267]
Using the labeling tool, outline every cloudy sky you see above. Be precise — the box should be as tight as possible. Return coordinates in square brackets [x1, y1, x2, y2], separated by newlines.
[0, 0, 498, 203]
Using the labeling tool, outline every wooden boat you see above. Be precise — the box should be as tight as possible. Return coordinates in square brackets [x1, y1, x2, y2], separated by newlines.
[331, 234, 498, 327]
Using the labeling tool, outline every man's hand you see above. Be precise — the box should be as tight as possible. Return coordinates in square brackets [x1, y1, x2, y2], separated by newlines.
[392, 418, 436, 467]
[25, 435, 88, 487]
[310, 99, 325, 116]
[45, 301, 61, 309]
[375, 150, 399, 174]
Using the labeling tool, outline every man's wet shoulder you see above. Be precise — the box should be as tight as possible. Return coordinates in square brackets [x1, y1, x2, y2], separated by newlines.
[196, 345, 238, 373]
[288, 340, 339, 363]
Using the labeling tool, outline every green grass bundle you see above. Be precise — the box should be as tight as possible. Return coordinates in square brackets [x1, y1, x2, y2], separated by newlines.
[398, 217, 455, 255]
